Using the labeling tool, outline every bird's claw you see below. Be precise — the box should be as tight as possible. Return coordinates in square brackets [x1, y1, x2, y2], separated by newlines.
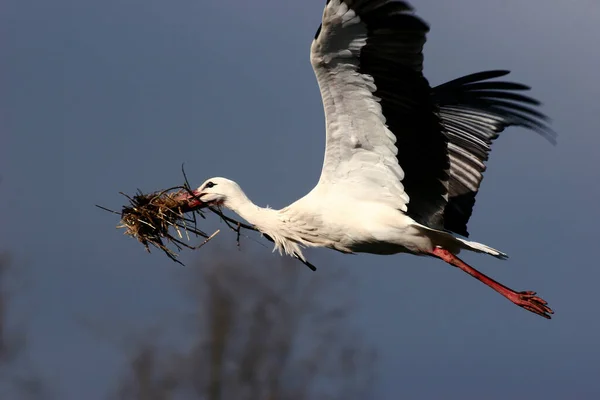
[513, 290, 554, 319]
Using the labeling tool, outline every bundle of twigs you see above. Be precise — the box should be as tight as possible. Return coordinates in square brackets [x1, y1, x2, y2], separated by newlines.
[97, 168, 317, 270]
[97, 186, 217, 265]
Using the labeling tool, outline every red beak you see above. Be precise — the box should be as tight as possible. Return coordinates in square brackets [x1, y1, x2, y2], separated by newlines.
[174, 190, 207, 212]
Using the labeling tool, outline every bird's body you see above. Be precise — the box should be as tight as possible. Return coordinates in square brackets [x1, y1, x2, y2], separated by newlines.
[291, 195, 425, 255]
[200, 178, 502, 260]
[187, 0, 555, 318]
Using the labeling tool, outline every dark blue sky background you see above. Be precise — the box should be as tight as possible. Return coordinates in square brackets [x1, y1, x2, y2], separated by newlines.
[3, 0, 600, 398]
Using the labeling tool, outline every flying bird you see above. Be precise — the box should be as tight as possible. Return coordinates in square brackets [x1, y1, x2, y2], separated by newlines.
[185, 0, 555, 318]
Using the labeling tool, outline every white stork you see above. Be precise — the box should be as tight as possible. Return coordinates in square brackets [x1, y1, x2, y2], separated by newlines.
[185, 0, 555, 318]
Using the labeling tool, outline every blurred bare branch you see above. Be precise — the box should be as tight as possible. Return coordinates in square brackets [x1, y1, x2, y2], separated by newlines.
[0, 252, 9, 364]
[111, 249, 375, 400]
[0, 252, 52, 400]
[116, 343, 179, 400]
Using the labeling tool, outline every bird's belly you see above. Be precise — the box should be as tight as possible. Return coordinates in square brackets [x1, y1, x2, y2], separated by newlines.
[320, 202, 434, 255]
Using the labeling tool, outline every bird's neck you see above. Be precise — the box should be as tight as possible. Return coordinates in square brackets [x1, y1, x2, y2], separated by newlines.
[224, 190, 278, 229]
[222, 185, 323, 261]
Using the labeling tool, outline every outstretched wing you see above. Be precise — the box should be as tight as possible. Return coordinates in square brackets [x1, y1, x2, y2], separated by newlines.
[432, 70, 555, 236]
[311, 0, 449, 228]
[310, 1, 554, 236]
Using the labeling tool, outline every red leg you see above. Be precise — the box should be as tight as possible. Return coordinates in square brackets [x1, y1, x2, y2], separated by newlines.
[431, 247, 553, 319]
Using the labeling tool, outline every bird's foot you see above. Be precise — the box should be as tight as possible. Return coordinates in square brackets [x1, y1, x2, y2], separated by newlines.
[430, 248, 554, 319]
[507, 290, 554, 319]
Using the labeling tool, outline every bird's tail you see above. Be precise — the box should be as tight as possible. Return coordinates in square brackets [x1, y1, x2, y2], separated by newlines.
[414, 223, 508, 260]
[455, 238, 508, 260]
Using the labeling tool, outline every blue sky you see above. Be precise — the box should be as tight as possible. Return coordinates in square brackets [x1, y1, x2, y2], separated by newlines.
[2, 0, 600, 398]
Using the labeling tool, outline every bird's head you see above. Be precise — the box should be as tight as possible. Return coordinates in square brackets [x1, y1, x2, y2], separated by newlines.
[188, 177, 242, 208]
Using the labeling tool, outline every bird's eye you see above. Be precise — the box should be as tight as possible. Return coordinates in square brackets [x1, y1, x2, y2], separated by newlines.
[205, 181, 216, 189]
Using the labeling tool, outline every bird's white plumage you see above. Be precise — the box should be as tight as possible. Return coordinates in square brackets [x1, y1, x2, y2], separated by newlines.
[310, 0, 409, 211]
[192, 0, 552, 264]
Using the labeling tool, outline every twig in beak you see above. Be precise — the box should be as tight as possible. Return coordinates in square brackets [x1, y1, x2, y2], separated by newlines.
[97, 165, 318, 270]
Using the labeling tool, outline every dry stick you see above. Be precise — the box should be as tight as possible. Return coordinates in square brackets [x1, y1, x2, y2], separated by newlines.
[198, 230, 220, 248]
[155, 197, 220, 257]
[96, 205, 121, 215]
